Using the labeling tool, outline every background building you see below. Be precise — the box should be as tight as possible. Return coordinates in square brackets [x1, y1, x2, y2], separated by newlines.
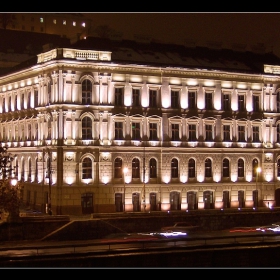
[0, 37, 280, 215]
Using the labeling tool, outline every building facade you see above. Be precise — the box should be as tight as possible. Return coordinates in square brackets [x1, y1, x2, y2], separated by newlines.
[1, 42, 280, 215]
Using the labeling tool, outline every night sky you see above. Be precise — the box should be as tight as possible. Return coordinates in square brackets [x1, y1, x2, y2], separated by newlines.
[83, 13, 280, 58]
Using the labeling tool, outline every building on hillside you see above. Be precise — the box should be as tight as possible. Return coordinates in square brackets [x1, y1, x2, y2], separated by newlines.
[0, 13, 92, 42]
[1, 37, 280, 215]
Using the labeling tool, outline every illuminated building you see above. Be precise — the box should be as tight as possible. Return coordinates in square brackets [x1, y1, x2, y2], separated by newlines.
[0, 37, 280, 215]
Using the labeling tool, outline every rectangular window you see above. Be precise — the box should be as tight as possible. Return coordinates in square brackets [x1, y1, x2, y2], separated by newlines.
[222, 93, 231, 111]
[238, 126, 245, 142]
[238, 95, 245, 111]
[8, 96, 11, 112]
[149, 123, 158, 141]
[34, 90, 38, 107]
[14, 95, 18, 110]
[171, 90, 179, 109]
[132, 89, 141, 107]
[223, 125, 231, 141]
[277, 124, 280, 143]
[205, 92, 213, 110]
[252, 126, 260, 142]
[115, 88, 124, 106]
[2, 97, 5, 113]
[27, 124, 31, 140]
[188, 124, 197, 141]
[188, 91, 196, 109]
[171, 123, 180, 141]
[115, 122, 123, 140]
[253, 95, 260, 112]
[21, 93, 24, 109]
[149, 90, 157, 108]
[132, 122, 140, 140]
[205, 124, 213, 141]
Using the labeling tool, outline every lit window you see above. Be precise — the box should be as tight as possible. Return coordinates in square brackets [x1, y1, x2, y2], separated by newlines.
[63, 20, 66, 25]
[82, 22, 86, 27]
[73, 21, 76, 26]
[40, 17, 44, 23]
[53, 19, 56, 24]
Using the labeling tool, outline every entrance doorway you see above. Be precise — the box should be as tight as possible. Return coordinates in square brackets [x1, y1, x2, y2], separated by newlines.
[150, 192, 157, 211]
[132, 192, 140, 212]
[115, 193, 123, 212]
[238, 190, 245, 208]
[223, 190, 230, 208]
[81, 192, 94, 214]
[187, 191, 197, 210]
[170, 191, 180, 210]
[253, 190, 258, 208]
[203, 190, 214, 209]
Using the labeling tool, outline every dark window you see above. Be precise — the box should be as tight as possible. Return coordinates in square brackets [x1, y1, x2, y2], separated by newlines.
[34, 90, 38, 107]
[188, 91, 196, 109]
[205, 92, 213, 110]
[149, 158, 157, 178]
[171, 158, 179, 178]
[132, 122, 141, 140]
[222, 158, 230, 177]
[27, 92, 31, 109]
[115, 88, 124, 106]
[171, 90, 179, 108]
[82, 158, 92, 179]
[149, 90, 157, 108]
[277, 124, 280, 143]
[2, 97, 5, 113]
[238, 126, 245, 142]
[238, 158, 245, 178]
[188, 158, 196, 178]
[205, 158, 212, 178]
[222, 93, 231, 111]
[114, 158, 123, 178]
[115, 122, 123, 140]
[171, 123, 180, 141]
[205, 124, 213, 141]
[277, 92, 280, 113]
[14, 95, 18, 110]
[188, 124, 197, 141]
[132, 89, 141, 107]
[149, 123, 158, 141]
[82, 79, 92, 105]
[20, 94, 24, 110]
[8, 96, 11, 112]
[252, 126, 260, 142]
[132, 158, 140, 178]
[223, 125, 231, 141]
[82, 117, 92, 140]
[238, 95, 245, 111]
[253, 95, 260, 112]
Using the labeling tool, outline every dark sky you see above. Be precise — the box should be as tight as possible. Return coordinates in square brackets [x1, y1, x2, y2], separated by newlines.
[83, 13, 280, 57]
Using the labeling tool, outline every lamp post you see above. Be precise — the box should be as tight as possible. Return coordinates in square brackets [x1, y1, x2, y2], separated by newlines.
[123, 167, 128, 212]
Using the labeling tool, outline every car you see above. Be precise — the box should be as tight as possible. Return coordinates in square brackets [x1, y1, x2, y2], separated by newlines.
[161, 222, 201, 233]
[256, 222, 280, 232]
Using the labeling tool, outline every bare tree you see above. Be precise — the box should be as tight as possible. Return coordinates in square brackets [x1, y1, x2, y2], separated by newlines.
[0, 13, 14, 29]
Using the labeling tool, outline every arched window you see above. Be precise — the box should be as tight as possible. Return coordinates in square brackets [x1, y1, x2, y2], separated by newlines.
[238, 158, 245, 178]
[82, 79, 92, 105]
[82, 158, 92, 179]
[205, 158, 212, 178]
[188, 158, 195, 178]
[222, 158, 230, 177]
[171, 158, 178, 178]
[252, 159, 259, 178]
[82, 117, 92, 140]
[114, 158, 123, 178]
[132, 158, 140, 178]
[149, 158, 157, 178]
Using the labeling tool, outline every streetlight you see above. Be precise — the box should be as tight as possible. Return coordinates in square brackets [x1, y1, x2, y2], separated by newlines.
[123, 167, 128, 212]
